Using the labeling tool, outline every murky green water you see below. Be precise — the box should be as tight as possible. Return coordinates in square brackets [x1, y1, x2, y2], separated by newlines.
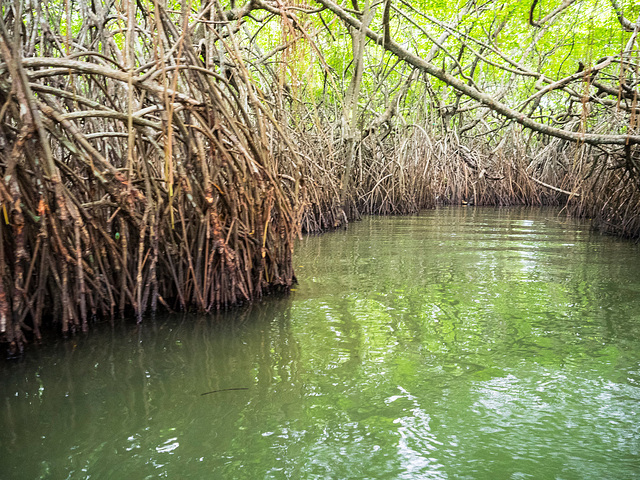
[2, 207, 640, 479]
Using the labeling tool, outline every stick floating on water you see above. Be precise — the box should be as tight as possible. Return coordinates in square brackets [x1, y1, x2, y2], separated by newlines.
[201, 387, 249, 396]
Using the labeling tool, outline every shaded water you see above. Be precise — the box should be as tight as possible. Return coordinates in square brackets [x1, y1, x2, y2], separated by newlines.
[2, 207, 640, 479]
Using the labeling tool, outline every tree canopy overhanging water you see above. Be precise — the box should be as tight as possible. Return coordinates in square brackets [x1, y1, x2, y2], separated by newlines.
[1, 208, 639, 478]
[2, 0, 640, 348]
[2, 1, 640, 475]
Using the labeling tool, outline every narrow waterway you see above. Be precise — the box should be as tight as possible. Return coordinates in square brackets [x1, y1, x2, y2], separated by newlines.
[1, 207, 639, 479]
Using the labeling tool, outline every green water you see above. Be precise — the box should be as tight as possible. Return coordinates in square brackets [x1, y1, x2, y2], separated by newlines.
[1, 207, 639, 479]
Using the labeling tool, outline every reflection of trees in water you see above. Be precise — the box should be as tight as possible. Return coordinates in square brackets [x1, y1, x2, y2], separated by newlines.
[1, 296, 305, 477]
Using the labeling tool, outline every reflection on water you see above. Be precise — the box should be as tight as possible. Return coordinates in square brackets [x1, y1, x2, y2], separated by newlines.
[1, 207, 639, 479]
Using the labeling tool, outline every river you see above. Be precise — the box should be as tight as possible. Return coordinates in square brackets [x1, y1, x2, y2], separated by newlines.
[1, 207, 639, 479]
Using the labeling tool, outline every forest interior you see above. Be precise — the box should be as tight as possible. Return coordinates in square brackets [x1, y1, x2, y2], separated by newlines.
[1, 0, 639, 354]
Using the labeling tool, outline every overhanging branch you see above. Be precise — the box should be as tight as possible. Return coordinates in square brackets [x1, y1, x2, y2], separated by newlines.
[314, 0, 640, 146]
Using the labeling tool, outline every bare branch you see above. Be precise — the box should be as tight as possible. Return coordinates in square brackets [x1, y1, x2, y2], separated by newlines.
[314, 0, 640, 145]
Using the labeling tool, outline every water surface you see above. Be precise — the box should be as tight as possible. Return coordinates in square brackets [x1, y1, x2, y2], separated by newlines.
[1, 207, 639, 479]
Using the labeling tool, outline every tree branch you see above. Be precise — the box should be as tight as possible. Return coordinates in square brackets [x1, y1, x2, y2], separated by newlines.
[610, 0, 638, 32]
[530, 0, 579, 28]
[314, 0, 640, 145]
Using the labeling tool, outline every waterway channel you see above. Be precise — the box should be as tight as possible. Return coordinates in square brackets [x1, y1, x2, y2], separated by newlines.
[1, 207, 639, 479]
